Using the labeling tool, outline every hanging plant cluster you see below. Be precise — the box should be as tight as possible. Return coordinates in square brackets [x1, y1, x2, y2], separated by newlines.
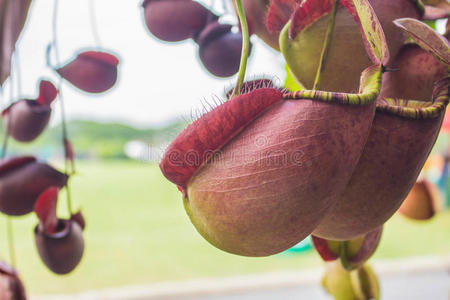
[155, 0, 449, 299]
[0, 0, 119, 298]
[142, 0, 254, 77]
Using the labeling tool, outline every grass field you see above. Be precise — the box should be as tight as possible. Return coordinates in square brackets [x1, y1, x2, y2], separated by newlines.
[2, 161, 449, 295]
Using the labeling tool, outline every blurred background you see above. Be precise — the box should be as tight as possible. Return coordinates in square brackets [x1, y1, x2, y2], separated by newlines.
[0, 0, 449, 299]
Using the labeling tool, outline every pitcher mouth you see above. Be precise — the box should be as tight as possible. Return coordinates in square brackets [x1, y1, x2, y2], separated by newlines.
[376, 77, 450, 119]
[34, 219, 72, 239]
[283, 64, 382, 106]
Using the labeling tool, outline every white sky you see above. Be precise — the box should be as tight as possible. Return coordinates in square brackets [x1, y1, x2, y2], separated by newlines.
[5, 0, 285, 128]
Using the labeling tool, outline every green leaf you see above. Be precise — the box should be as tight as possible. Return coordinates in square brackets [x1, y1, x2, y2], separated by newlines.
[284, 64, 303, 91]
[423, 20, 437, 30]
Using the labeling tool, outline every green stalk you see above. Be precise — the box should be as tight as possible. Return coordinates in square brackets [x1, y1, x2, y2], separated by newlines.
[6, 218, 16, 268]
[1, 129, 9, 159]
[313, 0, 338, 90]
[233, 0, 250, 97]
[1, 118, 14, 269]
[339, 241, 351, 270]
[1, 47, 16, 268]
[89, 0, 102, 48]
[53, 0, 73, 216]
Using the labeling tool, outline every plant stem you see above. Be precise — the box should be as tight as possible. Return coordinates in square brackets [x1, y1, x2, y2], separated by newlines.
[52, 0, 60, 64]
[233, 0, 250, 97]
[53, 0, 73, 216]
[313, 0, 338, 90]
[1, 53, 15, 160]
[14, 50, 22, 97]
[65, 180, 73, 216]
[1, 72, 15, 268]
[89, 0, 102, 48]
[6, 218, 16, 268]
[58, 81, 73, 216]
[1, 105, 15, 269]
[1, 132, 9, 160]
[1, 131, 14, 269]
[339, 241, 350, 270]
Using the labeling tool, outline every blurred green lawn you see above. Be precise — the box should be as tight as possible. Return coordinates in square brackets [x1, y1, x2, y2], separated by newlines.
[1, 161, 449, 295]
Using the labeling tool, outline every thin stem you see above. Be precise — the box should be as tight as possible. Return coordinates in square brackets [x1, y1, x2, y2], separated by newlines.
[221, 0, 229, 15]
[58, 79, 73, 216]
[339, 241, 350, 270]
[89, 0, 102, 48]
[9, 57, 14, 104]
[57, 79, 76, 174]
[1, 75, 16, 268]
[313, 0, 338, 90]
[1, 101, 9, 159]
[53, 0, 73, 216]
[52, 0, 60, 65]
[1, 123, 13, 268]
[0, 92, 3, 116]
[6, 218, 16, 268]
[1, 60, 14, 160]
[232, 0, 250, 97]
[1, 132, 9, 160]
[65, 180, 73, 216]
[210, 0, 216, 11]
[0, 1, 10, 105]
[58, 82, 68, 158]
[14, 50, 21, 97]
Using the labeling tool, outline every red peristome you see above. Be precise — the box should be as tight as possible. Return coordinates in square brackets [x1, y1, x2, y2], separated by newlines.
[160, 87, 283, 191]
[311, 235, 339, 261]
[35, 187, 59, 235]
[57, 50, 119, 93]
[78, 51, 119, 66]
[37, 80, 58, 105]
[0, 156, 35, 174]
[266, 0, 298, 33]
[289, 0, 334, 39]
